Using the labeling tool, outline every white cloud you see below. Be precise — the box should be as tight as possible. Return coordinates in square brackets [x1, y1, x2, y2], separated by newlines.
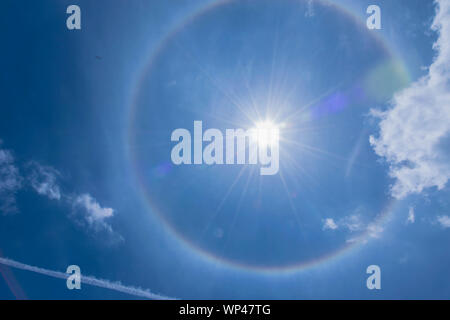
[341, 214, 365, 232]
[370, 0, 450, 199]
[73, 194, 116, 234]
[0, 140, 122, 241]
[305, 0, 315, 17]
[0, 150, 22, 191]
[345, 222, 383, 245]
[0, 148, 22, 214]
[323, 210, 385, 243]
[27, 161, 61, 200]
[407, 207, 415, 224]
[346, 237, 363, 244]
[323, 218, 338, 230]
[25, 163, 120, 238]
[437, 215, 450, 228]
[366, 223, 384, 239]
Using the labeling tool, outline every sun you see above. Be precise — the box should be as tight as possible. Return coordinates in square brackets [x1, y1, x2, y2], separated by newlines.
[253, 120, 281, 149]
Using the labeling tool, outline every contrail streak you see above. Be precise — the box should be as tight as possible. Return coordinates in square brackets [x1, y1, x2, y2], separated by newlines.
[0, 257, 174, 300]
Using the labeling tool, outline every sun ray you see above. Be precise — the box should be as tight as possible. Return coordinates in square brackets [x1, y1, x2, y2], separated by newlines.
[282, 138, 354, 165]
[283, 83, 344, 123]
[173, 41, 255, 124]
[278, 169, 305, 239]
[220, 166, 257, 253]
[280, 148, 320, 188]
[200, 165, 248, 238]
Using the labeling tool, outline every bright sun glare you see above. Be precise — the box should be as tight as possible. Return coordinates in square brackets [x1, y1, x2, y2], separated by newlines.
[253, 120, 280, 148]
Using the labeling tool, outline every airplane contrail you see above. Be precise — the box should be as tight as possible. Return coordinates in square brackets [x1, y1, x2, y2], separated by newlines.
[0, 257, 174, 300]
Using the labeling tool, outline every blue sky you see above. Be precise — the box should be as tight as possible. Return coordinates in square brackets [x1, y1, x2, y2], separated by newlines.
[0, 0, 449, 299]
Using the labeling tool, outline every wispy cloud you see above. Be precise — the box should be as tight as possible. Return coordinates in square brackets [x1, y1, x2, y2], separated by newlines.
[437, 215, 450, 228]
[0, 257, 173, 300]
[407, 207, 416, 224]
[0, 139, 121, 239]
[370, 0, 450, 199]
[323, 209, 384, 243]
[322, 218, 338, 230]
[0, 147, 22, 215]
[72, 194, 120, 239]
[366, 223, 384, 239]
[305, 0, 315, 17]
[25, 163, 119, 237]
[27, 161, 61, 200]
